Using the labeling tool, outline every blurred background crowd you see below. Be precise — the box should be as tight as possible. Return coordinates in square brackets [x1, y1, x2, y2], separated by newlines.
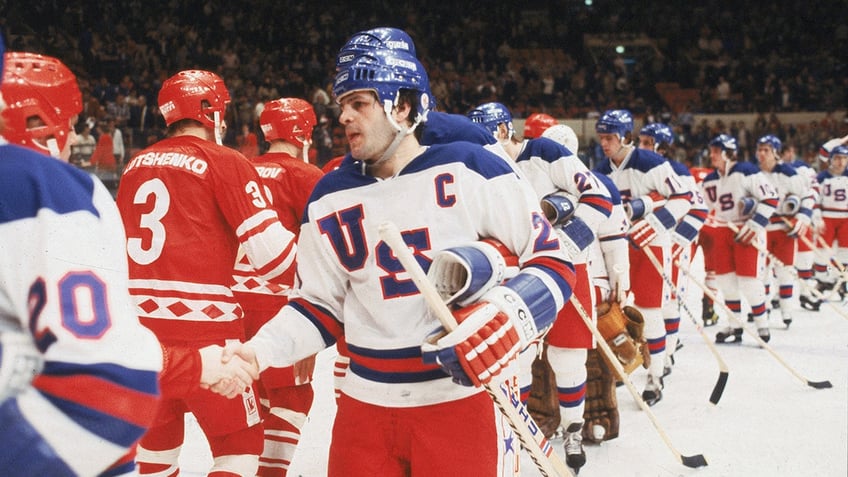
[4, 0, 846, 174]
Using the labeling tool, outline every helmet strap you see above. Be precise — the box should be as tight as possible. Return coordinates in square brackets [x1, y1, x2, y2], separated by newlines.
[46, 137, 62, 159]
[374, 99, 422, 166]
[213, 111, 223, 145]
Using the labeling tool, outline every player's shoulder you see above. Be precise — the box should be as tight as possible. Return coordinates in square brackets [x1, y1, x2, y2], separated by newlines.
[0, 143, 98, 223]
[668, 159, 692, 176]
[516, 137, 571, 164]
[774, 162, 798, 177]
[626, 148, 668, 172]
[421, 112, 496, 146]
[404, 141, 516, 180]
[703, 169, 720, 182]
[730, 161, 761, 176]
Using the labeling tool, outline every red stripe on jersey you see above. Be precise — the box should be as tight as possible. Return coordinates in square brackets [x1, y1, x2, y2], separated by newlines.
[292, 298, 344, 340]
[347, 349, 442, 375]
[579, 194, 614, 215]
[34, 374, 159, 427]
[238, 214, 281, 243]
[254, 240, 296, 280]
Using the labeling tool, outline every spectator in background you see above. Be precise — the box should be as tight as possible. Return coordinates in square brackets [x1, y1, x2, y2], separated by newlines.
[73, 122, 97, 165]
[109, 117, 125, 166]
[238, 123, 260, 159]
[89, 120, 116, 171]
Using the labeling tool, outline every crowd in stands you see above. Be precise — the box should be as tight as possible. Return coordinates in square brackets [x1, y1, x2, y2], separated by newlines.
[4, 0, 847, 173]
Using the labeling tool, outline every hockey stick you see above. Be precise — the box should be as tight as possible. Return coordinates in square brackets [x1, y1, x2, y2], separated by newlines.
[781, 218, 848, 285]
[565, 271, 708, 469]
[672, 249, 833, 390]
[378, 222, 572, 477]
[640, 245, 729, 405]
[725, 221, 848, 321]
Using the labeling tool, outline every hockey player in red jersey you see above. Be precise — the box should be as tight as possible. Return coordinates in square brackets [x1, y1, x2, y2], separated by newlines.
[214, 40, 576, 477]
[0, 48, 163, 476]
[700, 134, 779, 343]
[232, 97, 324, 477]
[116, 70, 298, 476]
[593, 110, 694, 406]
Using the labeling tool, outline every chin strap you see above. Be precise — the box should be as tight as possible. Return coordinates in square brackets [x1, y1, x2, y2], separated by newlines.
[213, 111, 223, 145]
[46, 137, 61, 159]
[370, 99, 425, 168]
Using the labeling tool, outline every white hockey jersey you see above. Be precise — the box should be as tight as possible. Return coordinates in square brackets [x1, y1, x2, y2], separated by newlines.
[700, 161, 779, 226]
[0, 142, 162, 476]
[249, 141, 575, 408]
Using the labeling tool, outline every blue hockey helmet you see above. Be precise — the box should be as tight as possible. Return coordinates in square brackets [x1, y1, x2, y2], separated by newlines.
[640, 122, 674, 146]
[467, 102, 514, 138]
[333, 48, 431, 125]
[595, 109, 634, 138]
[756, 134, 782, 153]
[709, 134, 737, 153]
[829, 144, 848, 160]
[336, 27, 417, 71]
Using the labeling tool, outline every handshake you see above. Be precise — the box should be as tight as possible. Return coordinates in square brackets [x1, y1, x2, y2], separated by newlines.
[198, 342, 259, 398]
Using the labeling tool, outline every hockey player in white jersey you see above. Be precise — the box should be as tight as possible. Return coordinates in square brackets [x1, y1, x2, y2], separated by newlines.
[638, 123, 709, 375]
[756, 134, 814, 327]
[700, 134, 779, 343]
[0, 47, 163, 475]
[215, 45, 576, 477]
[593, 110, 693, 406]
[468, 101, 613, 471]
[813, 144, 848, 295]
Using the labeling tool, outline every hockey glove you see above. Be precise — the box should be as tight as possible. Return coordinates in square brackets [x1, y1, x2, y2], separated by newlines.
[780, 194, 801, 215]
[422, 286, 532, 387]
[0, 330, 43, 401]
[628, 209, 675, 248]
[738, 197, 757, 218]
[427, 239, 518, 307]
[786, 213, 811, 237]
[557, 216, 596, 259]
[541, 192, 577, 226]
[624, 191, 666, 222]
[734, 218, 764, 245]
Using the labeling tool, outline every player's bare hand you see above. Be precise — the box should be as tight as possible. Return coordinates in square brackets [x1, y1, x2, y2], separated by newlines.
[293, 353, 317, 385]
[199, 344, 258, 398]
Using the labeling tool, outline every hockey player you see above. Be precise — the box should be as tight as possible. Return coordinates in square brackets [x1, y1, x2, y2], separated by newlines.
[813, 144, 848, 296]
[700, 134, 779, 343]
[755, 134, 814, 327]
[215, 45, 576, 477]
[116, 70, 299, 476]
[639, 123, 709, 375]
[231, 97, 324, 477]
[0, 49, 162, 476]
[468, 101, 613, 471]
[593, 110, 694, 405]
[542, 124, 580, 156]
[786, 152, 822, 310]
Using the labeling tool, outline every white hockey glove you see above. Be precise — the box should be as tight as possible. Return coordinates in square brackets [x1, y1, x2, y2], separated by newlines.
[624, 191, 666, 221]
[780, 195, 801, 215]
[0, 330, 43, 402]
[427, 239, 518, 307]
[540, 192, 577, 226]
[557, 216, 596, 259]
[735, 218, 765, 245]
[786, 213, 811, 237]
[422, 286, 534, 387]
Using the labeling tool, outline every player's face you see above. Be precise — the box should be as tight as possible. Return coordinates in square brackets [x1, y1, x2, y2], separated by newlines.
[830, 154, 848, 175]
[598, 133, 625, 162]
[638, 135, 655, 151]
[709, 146, 727, 170]
[756, 144, 777, 171]
[338, 90, 395, 162]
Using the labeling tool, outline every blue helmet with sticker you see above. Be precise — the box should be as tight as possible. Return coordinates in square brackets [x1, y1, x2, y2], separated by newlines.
[640, 122, 674, 147]
[757, 134, 782, 153]
[595, 109, 634, 137]
[830, 144, 848, 159]
[467, 102, 513, 138]
[709, 134, 737, 152]
[336, 27, 417, 71]
[333, 47, 431, 125]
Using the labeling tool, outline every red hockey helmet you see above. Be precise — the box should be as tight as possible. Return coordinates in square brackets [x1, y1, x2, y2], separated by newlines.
[523, 112, 558, 139]
[157, 70, 230, 128]
[259, 98, 316, 148]
[1, 52, 82, 155]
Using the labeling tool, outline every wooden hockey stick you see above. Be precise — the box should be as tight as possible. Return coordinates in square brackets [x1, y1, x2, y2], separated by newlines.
[641, 246, 729, 405]
[564, 269, 708, 469]
[378, 222, 572, 477]
[672, 248, 833, 390]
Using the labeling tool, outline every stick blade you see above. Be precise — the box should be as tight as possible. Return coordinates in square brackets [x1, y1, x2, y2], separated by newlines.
[681, 454, 709, 468]
[709, 371, 729, 405]
[808, 379, 833, 389]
